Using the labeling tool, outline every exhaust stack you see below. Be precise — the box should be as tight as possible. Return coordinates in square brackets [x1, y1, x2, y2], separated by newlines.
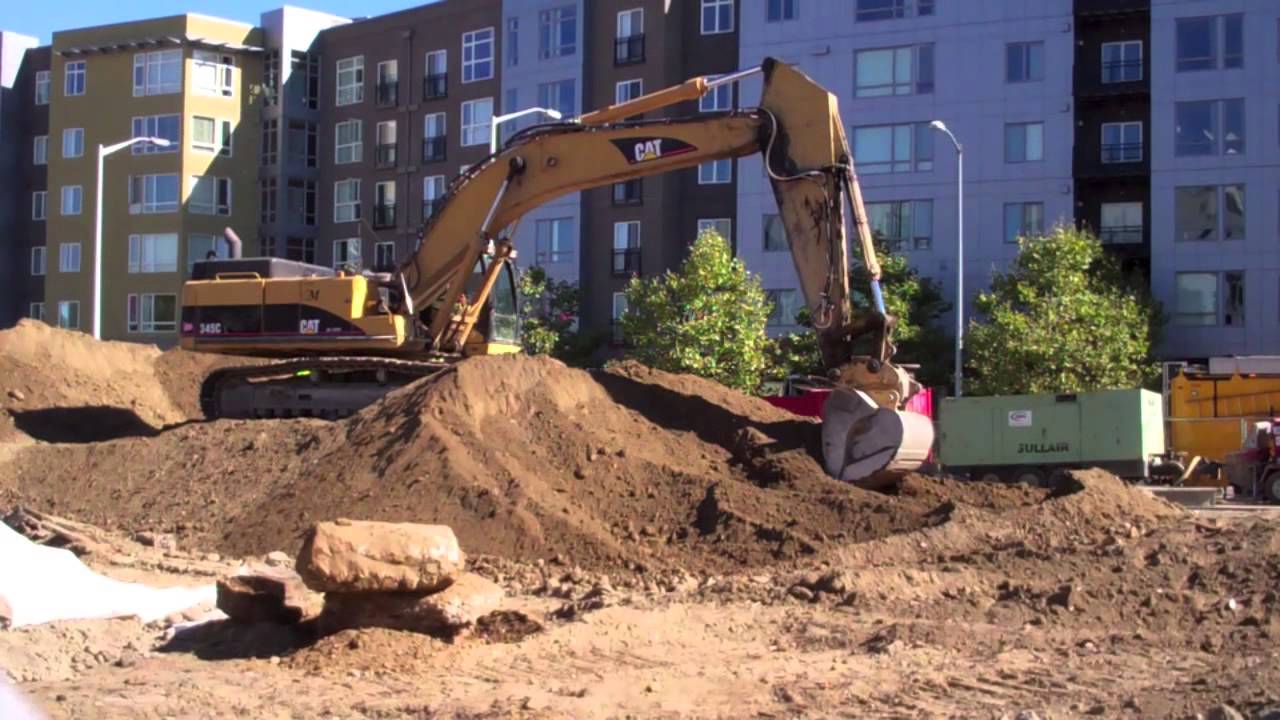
[223, 227, 243, 259]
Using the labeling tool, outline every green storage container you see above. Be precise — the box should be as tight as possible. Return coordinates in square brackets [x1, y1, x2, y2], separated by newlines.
[938, 389, 1165, 482]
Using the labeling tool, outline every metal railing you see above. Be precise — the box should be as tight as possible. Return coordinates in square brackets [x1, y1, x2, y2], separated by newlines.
[376, 143, 398, 168]
[376, 81, 399, 107]
[372, 204, 396, 229]
[1101, 142, 1143, 163]
[1100, 225, 1143, 244]
[612, 179, 642, 206]
[612, 248, 641, 277]
[614, 34, 645, 66]
[1101, 60, 1142, 84]
[421, 136, 447, 163]
[423, 73, 447, 100]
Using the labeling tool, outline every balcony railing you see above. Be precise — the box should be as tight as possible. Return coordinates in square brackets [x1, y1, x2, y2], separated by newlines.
[423, 73, 447, 100]
[612, 248, 641, 277]
[612, 180, 642, 206]
[422, 198, 444, 223]
[373, 204, 396, 229]
[1101, 143, 1143, 164]
[1101, 60, 1143, 84]
[422, 136, 447, 163]
[614, 34, 645, 66]
[376, 81, 399, 107]
[1100, 225, 1143, 244]
[376, 143, 398, 168]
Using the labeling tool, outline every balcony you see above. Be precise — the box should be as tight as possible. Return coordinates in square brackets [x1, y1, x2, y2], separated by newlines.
[1101, 143, 1143, 164]
[612, 180, 642, 206]
[423, 73, 447, 101]
[422, 198, 444, 223]
[373, 204, 396, 229]
[376, 143, 398, 168]
[1101, 60, 1143, 85]
[614, 34, 645, 66]
[422, 136, 447, 163]
[612, 248, 641, 277]
[1076, 0, 1148, 19]
[1100, 225, 1143, 245]
[376, 81, 399, 107]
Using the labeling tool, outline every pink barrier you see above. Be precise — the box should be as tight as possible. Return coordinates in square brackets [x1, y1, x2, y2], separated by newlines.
[764, 387, 935, 420]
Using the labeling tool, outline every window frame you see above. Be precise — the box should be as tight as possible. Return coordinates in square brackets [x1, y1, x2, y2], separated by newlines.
[852, 122, 934, 174]
[332, 238, 362, 270]
[1006, 41, 1045, 83]
[697, 158, 732, 184]
[60, 185, 83, 216]
[697, 218, 732, 242]
[701, 0, 735, 35]
[334, 178, 362, 224]
[132, 114, 181, 154]
[1101, 121, 1144, 163]
[699, 75, 732, 112]
[126, 293, 178, 333]
[33, 135, 47, 166]
[335, 119, 364, 164]
[1174, 184, 1245, 243]
[32, 191, 46, 221]
[1100, 40, 1143, 83]
[374, 241, 396, 270]
[59, 242, 81, 273]
[189, 176, 231, 216]
[765, 289, 801, 327]
[192, 50, 235, 98]
[132, 49, 182, 96]
[538, 6, 578, 59]
[461, 97, 494, 147]
[535, 217, 575, 265]
[127, 233, 179, 273]
[34, 70, 49, 105]
[1176, 14, 1244, 72]
[57, 300, 80, 330]
[615, 78, 643, 104]
[29, 303, 44, 322]
[763, 214, 789, 252]
[767, 0, 797, 22]
[462, 28, 495, 83]
[1004, 121, 1045, 163]
[128, 173, 180, 215]
[1174, 99, 1245, 156]
[1098, 201, 1144, 244]
[855, 0, 935, 22]
[1003, 202, 1045, 244]
[854, 44, 935, 98]
[31, 246, 46, 276]
[64, 60, 85, 97]
[335, 55, 365, 106]
[866, 199, 934, 251]
[62, 128, 84, 159]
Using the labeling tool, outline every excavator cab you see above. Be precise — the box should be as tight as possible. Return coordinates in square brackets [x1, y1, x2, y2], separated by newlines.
[458, 255, 521, 356]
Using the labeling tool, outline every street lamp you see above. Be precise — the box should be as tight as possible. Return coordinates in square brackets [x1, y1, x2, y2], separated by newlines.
[930, 120, 964, 397]
[93, 135, 171, 339]
[489, 107, 564, 154]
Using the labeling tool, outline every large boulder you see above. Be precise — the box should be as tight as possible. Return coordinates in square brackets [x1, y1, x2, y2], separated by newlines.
[297, 520, 465, 593]
[216, 565, 322, 624]
[319, 573, 503, 637]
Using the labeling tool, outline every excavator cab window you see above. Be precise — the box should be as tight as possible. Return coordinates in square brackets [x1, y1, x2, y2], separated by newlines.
[490, 260, 519, 345]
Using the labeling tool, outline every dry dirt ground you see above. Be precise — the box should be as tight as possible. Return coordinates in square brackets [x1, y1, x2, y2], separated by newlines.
[1, 322, 1278, 719]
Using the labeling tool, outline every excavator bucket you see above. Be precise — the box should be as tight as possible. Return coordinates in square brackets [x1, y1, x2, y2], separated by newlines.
[821, 388, 935, 487]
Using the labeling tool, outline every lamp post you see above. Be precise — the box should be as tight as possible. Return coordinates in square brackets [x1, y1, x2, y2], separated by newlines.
[93, 136, 171, 339]
[489, 107, 564, 154]
[930, 120, 964, 397]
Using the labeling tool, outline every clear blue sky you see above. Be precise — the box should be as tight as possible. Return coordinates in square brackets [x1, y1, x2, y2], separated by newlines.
[7, 0, 436, 44]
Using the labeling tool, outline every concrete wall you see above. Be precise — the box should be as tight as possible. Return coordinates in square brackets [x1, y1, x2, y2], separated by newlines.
[1148, 0, 1280, 359]
[737, 0, 1076, 336]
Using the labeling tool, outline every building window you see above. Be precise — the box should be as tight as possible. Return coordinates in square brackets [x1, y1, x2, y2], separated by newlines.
[1003, 202, 1044, 244]
[295, 51, 320, 109]
[700, 76, 732, 112]
[506, 18, 519, 67]
[767, 0, 797, 22]
[60, 186, 82, 216]
[424, 50, 448, 99]
[1101, 41, 1143, 83]
[333, 238, 362, 270]
[613, 221, 641, 276]
[128, 174, 180, 214]
[374, 241, 396, 271]
[132, 50, 181, 96]
[1176, 15, 1244, 72]
[611, 292, 628, 343]
[1004, 122, 1044, 163]
[31, 247, 46, 276]
[376, 121, 398, 168]
[763, 214, 789, 251]
[852, 122, 933, 174]
[263, 50, 280, 105]
[194, 50, 235, 97]
[697, 218, 732, 242]
[190, 117, 232, 157]
[261, 178, 277, 224]
[189, 176, 231, 216]
[423, 175, 446, 220]
[373, 180, 396, 229]
[376, 60, 399, 107]
[127, 234, 178, 273]
[261, 119, 279, 164]
[1006, 42, 1044, 83]
[334, 179, 361, 223]
[335, 119, 363, 163]
[1175, 99, 1245, 156]
[62, 128, 84, 158]
[461, 98, 493, 146]
[535, 217, 574, 264]
[59, 243, 81, 273]
[133, 114, 181, 154]
[463, 28, 495, 83]
[698, 159, 732, 184]
[34, 70, 49, 105]
[616, 9, 645, 65]
[855, 0, 934, 22]
[423, 112, 447, 162]
[1176, 271, 1245, 326]
[539, 6, 577, 59]
[287, 120, 318, 168]
[287, 180, 317, 227]
[336, 56, 364, 105]
[33, 135, 47, 165]
[616, 79, 643, 104]
[1175, 184, 1245, 242]
[29, 303, 44, 322]
[1099, 202, 1143, 244]
[701, 0, 734, 34]
[612, 179, 642, 205]
[285, 237, 316, 264]
[64, 61, 85, 96]
[32, 192, 46, 221]
[1101, 122, 1143, 163]
[766, 289, 800, 327]
[57, 301, 80, 330]
[126, 294, 177, 333]
[855, 44, 934, 97]
[867, 199, 933, 251]
[537, 79, 575, 118]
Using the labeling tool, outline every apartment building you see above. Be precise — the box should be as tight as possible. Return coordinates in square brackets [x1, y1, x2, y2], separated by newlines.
[38, 14, 263, 341]
[0, 33, 42, 327]
[313, 0, 503, 273]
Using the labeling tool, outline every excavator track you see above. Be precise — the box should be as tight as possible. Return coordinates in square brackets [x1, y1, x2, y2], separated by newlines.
[200, 356, 454, 420]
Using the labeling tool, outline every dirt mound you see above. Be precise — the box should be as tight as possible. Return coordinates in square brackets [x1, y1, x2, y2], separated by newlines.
[152, 348, 253, 420]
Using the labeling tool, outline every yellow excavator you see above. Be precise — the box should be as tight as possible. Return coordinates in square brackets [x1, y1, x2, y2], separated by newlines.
[180, 58, 934, 483]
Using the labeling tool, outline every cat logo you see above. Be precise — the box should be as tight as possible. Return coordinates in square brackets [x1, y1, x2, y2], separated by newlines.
[610, 136, 696, 165]
[299, 318, 320, 335]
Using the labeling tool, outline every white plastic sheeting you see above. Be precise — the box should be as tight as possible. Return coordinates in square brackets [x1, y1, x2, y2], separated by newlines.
[0, 523, 214, 628]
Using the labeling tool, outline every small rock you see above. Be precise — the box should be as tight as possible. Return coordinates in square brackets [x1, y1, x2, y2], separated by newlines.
[7, 388, 25, 401]
[269, 656, 281, 665]
[205, 553, 222, 563]
[573, 467, 587, 480]
[1205, 704, 1245, 720]
[114, 650, 139, 668]
[1046, 583, 1076, 610]
[1015, 711, 1042, 720]
[297, 520, 465, 593]
[644, 683, 658, 694]
[320, 573, 504, 637]
[1086, 704, 1107, 715]
[1225, 598, 1239, 612]
[788, 585, 815, 602]
[136, 532, 177, 552]
[815, 571, 850, 595]
[217, 566, 323, 624]
[265, 551, 291, 567]
[641, 525, 658, 538]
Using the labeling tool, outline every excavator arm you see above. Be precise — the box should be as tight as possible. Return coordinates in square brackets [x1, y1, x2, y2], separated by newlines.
[399, 58, 934, 482]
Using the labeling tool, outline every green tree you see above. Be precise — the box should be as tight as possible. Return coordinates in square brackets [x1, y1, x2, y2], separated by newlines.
[517, 266, 600, 366]
[621, 230, 772, 393]
[965, 225, 1161, 395]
